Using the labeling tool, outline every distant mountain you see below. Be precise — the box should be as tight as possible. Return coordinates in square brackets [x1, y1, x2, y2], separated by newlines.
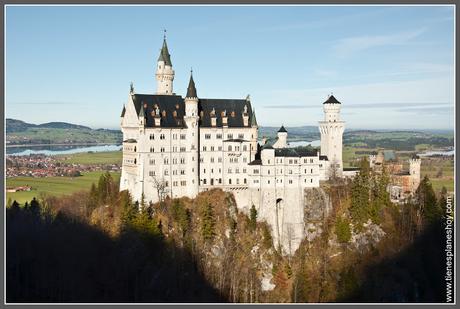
[6, 119, 122, 146]
[6, 119, 91, 133]
[37, 122, 91, 130]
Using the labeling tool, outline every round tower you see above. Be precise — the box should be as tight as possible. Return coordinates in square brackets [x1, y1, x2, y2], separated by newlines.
[155, 33, 175, 95]
[409, 155, 421, 193]
[184, 72, 199, 198]
[319, 94, 345, 176]
[273, 125, 288, 149]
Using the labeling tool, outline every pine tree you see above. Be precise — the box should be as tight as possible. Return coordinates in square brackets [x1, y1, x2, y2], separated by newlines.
[171, 199, 190, 237]
[335, 216, 352, 243]
[249, 204, 257, 231]
[201, 201, 215, 242]
[416, 176, 442, 225]
[29, 197, 40, 216]
[349, 157, 371, 230]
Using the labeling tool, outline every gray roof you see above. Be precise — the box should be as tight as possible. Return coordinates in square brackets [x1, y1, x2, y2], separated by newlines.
[120, 106, 126, 117]
[248, 159, 262, 166]
[199, 98, 255, 128]
[130, 94, 256, 128]
[278, 125, 287, 133]
[251, 109, 258, 127]
[323, 95, 341, 104]
[186, 74, 197, 98]
[319, 155, 328, 161]
[274, 147, 317, 157]
[157, 38, 172, 66]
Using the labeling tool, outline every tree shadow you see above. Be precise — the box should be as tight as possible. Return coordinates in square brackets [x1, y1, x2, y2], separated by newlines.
[337, 223, 449, 303]
[6, 206, 223, 303]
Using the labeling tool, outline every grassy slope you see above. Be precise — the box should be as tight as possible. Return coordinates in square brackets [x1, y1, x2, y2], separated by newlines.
[7, 127, 121, 144]
[56, 151, 122, 165]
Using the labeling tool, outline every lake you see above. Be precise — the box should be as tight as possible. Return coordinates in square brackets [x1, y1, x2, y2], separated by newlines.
[7, 144, 122, 156]
[288, 140, 321, 148]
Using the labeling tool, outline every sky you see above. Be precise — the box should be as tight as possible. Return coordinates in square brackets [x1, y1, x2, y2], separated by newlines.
[5, 5, 455, 130]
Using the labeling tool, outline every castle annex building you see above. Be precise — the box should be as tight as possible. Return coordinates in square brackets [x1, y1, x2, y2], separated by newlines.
[120, 36, 346, 253]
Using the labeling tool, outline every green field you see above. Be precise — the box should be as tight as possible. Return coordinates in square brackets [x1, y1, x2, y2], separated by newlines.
[6, 171, 121, 205]
[56, 151, 122, 165]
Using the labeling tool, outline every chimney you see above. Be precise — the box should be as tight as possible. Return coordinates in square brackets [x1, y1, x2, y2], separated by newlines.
[242, 104, 249, 126]
[222, 110, 228, 127]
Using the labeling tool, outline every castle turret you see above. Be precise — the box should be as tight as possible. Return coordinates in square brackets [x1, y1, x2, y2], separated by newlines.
[319, 94, 345, 176]
[273, 125, 288, 149]
[155, 34, 175, 95]
[183, 72, 199, 198]
[409, 155, 421, 193]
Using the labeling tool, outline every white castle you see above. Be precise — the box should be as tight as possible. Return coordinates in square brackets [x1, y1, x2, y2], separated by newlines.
[120, 36, 345, 253]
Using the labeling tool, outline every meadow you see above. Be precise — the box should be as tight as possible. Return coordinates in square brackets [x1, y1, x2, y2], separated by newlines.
[7, 171, 121, 205]
[56, 150, 122, 165]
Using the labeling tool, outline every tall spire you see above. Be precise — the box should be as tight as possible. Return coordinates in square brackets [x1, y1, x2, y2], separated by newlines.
[251, 109, 258, 127]
[186, 69, 197, 98]
[157, 30, 172, 66]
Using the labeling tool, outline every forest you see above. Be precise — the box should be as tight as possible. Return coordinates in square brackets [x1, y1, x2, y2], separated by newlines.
[6, 158, 452, 303]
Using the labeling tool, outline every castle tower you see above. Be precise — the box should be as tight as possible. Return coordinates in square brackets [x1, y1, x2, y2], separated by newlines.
[155, 33, 175, 95]
[319, 94, 345, 176]
[183, 71, 200, 198]
[273, 125, 288, 149]
[409, 155, 421, 193]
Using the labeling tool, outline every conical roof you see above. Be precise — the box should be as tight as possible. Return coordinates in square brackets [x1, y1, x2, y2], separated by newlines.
[323, 94, 341, 104]
[278, 125, 287, 133]
[186, 73, 197, 98]
[157, 38, 172, 66]
[251, 109, 258, 127]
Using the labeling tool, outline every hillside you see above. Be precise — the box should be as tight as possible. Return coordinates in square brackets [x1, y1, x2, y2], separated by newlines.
[6, 119, 122, 146]
[6, 171, 448, 303]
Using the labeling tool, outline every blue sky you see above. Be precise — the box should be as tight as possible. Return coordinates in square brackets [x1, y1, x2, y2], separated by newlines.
[6, 5, 455, 130]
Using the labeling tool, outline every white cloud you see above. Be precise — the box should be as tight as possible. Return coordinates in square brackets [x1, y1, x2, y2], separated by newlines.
[333, 28, 427, 57]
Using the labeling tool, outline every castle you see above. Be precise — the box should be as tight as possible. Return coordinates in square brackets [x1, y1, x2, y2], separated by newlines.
[120, 36, 346, 253]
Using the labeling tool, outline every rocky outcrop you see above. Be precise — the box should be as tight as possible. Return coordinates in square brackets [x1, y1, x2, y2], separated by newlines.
[303, 187, 332, 242]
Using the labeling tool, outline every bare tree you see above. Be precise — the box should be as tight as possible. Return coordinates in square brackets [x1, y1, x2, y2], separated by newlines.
[152, 176, 168, 211]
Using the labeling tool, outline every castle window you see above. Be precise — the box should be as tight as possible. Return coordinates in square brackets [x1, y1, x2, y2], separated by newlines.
[238, 134, 244, 139]
[164, 170, 169, 176]
[218, 157, 222, 163]
[236, 178, 240, 184]
[289, 180, 293, 184]
[164, 158, 169, 164]
[211, 146, 215, 151]
[180, 158, 185, 164]
[219, 178, 222, 184]
[180, 147, 186, 152]
[211, 157, 215, 163]
[161, 147, 165, 152]
[216, 134, 222, 139]
[244, 178, 247, 184]
[227, 134, 233, 139]
[218, 146, 222, 151]
[235, 146, 240, 151]
[243, 168, 246, 173]
[243, 145, 247, 151]
[205, 134, 211, 139]
[228, 168, 232, 174]
[267, 180, 270, 184]
[228, 145, 232, 151]
[203, 179, 207, 185]
[180, 134, 186, 140]
[150, 159, 155, 165]
[310, 159, 314, 163]
[311, 179, 313, 183]
[319, 164, 322, 167]
[229, 179, 232, 185]
[181, 170, 185, 175]
[289, 170, 293, 174]
[311, 169, 313, 173]
[203, 146, 207, 151]
[304, 169, 307, 173]
[150, 134, 154, 140]
[150, 147, 154, 153]
[134, 159, 137, 164]
[254, 169, 259, 174]
[243, 158, 247, 163]
[268, 160, 270, 164]
[203, 169, 206, 173]
[236, 168, 239, 174]
[134, 146, 137, 152]
[149, 171, 155, 176]
[268, 170, 270, 175]
[165, 181, 169, 187]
